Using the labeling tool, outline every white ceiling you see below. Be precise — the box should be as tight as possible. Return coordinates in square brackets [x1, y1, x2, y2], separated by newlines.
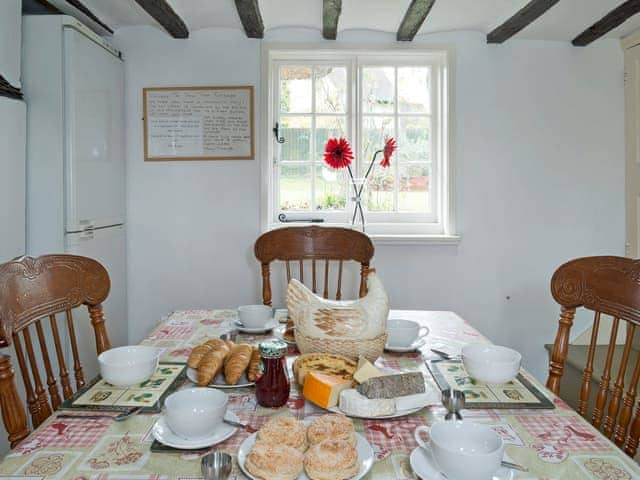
[75, 0, 640, 43]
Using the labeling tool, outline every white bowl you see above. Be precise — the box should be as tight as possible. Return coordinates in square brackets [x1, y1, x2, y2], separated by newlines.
[462, 344, 521, 384]
[238, 304, 272, 328]
[98, 345, 162, 387]
[164, 388, 228, 440]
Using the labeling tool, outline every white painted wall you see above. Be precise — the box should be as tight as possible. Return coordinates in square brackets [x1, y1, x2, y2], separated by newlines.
[0, 0, 22, 87]
[113, 27, 624, 382]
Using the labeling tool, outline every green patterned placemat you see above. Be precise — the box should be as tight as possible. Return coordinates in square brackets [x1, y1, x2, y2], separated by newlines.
[426, 359, 554, 409]
[59, 363, 186, 413]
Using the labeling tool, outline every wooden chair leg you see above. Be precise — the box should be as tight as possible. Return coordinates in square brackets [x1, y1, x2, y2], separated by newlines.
[546, 307, 575, 394]
[88, 305, 112, 354]
[261, 263, 272, 306]
[0, 354, 28, 448]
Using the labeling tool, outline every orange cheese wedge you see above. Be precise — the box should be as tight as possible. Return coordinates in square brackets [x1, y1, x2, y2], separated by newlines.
[302, 371, 353, 409]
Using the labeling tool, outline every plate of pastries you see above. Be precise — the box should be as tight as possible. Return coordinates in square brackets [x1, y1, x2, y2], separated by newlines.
[186, 338, 260, 388]
[293, 353, 433, 419]
[238, 413, 374, 480]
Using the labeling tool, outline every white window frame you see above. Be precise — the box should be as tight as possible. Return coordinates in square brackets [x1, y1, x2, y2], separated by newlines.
[260, 44, 457, 242]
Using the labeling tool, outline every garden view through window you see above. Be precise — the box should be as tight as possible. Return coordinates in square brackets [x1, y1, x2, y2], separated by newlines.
[269, 50, 450, 235]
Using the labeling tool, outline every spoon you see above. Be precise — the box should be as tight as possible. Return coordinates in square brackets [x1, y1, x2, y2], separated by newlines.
[201, 451, 232, 480]
[431, 349, 460, 360]
[441, 389, 465, 420]
[114, 406, 142, 422]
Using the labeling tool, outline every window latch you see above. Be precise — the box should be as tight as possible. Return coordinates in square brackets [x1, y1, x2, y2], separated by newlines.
[273, 122, 285, 144]
[278, 214, 324, 223]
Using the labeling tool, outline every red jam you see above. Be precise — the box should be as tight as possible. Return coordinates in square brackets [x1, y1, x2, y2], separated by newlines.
[255, 340, 290, 408]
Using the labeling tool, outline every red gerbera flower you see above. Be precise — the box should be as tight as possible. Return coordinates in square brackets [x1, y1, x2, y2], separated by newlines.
[380, 137, 396, 168]
[324, 137, 354, 169]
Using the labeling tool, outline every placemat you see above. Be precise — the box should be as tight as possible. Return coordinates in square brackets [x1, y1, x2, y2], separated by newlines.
[60, 363, 186, 413]
[426, 359, 554, 409]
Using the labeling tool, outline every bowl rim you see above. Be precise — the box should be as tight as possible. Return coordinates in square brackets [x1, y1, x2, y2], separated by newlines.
[165, 387, 228, 409]
[238, 304, 272, 311]
[461, 344, 522, 364]
[431, 421, 504, 456]
[98, 345, 161, 366]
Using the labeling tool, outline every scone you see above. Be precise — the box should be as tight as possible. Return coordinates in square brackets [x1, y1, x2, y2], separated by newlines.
[304, 438, 359, 480]
[245, 441, 304, 480]
[307, 413, 356, 447]
[257, 416, 307, 452]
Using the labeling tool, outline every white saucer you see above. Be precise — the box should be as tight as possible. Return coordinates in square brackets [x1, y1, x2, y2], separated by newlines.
[235, 319, 278, 333]
[385, 338, 426, 353]
[409, 446, 514, 480]
[186, 367, 255, 389]
[152, 412, 239, 449]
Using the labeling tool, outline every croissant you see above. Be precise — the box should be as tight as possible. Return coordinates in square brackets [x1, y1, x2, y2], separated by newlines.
[247, 347, 261, 382]
[187, 344, 213, 369]
[224, 344, 252, 385]
[198, 344, 230, 386]
[205, 338, 228, 351]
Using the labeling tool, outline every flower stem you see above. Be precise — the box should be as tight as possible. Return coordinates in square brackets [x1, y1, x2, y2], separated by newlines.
[359, 150, 382, 197]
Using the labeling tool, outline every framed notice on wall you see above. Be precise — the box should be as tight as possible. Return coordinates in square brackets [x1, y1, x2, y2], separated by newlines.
[142, 86, 254, 161]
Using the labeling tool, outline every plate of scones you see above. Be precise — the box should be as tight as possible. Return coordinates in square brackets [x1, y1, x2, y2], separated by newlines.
[238, 414, 374, 480]
[186, 338, 259, 388]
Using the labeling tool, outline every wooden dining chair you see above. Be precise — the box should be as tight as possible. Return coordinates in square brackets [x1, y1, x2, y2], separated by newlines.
[547, 255, 640, 457]
[0, 254, 112, 447]
[254, 226, 374, 305]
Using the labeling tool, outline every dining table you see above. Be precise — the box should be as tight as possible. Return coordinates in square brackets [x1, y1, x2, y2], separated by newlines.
[0, 309, 637, 480]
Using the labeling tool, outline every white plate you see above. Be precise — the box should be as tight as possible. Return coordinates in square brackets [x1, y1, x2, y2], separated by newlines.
[409, 446, 514, 480]
[238, 428, 374, 480]
[327, 404, 425, 420]
[385, 338, 427, 353]
[235, 319, 278, 333]
[187, 367, 255, 389]
[152, 412, 239, 450]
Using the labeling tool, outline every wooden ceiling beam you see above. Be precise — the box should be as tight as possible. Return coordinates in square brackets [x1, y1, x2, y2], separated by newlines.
[133, 0, 189, 39]
[65, 0, 113, 34]
[397, 0, 436, 42]
[487, 0, 559, 44]
[323, 0, 342, 40]
[572, 0, 640, 47]
[234, 0, 264, 39]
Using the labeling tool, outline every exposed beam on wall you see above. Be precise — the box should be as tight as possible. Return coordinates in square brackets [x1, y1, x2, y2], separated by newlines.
[397, 0, 436, 42]
[323, 0, 342, 40]
[486, 0, 559, 44]
[65, 0, 113, 34]
[572, 0, 640, 46]
[133, 0, 189, 39]
[234, 0, 264, 39]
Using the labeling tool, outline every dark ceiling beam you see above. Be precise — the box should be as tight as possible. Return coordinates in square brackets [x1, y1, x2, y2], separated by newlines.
[572, 0, 640, 46]
[323, 0, 342, 40]
[65, 0, 113, 34]
[397, 0, 436, 41]
[133, 0, 189, 39]
[234, 0, 264, 38]
[487, 0, 559, 44]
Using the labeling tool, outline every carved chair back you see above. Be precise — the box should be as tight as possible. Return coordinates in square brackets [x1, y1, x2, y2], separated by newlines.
[0, 254, 112, 447]
[547, 256, 640, 457]
[254, 226, 374, 305]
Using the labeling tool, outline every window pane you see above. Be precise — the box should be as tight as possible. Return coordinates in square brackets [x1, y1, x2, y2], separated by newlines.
[315, 116, 347, 161]
[280, 66, 312, 113]
[361, 116, 394, 172]
[280, 164, 311, 210]
[280, 116, 311, 162]
[365, 168, 394, 212]
[362, 67, 395, 113]
[316, 167, 347, 210]
[398, 116, 430, 163]
[398, 67, 430, 113]
[315, 67, 347, 113]
[398, 164, 430, 212]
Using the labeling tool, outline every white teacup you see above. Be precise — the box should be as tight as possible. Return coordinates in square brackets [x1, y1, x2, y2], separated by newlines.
[238, 305, 272, 328]
[414, 421, 504, 480]
[387, 319, 429, 347]
[164, 388, 227, 440]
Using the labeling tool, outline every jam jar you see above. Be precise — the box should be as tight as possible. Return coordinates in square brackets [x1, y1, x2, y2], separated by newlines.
[255, 339, 290, 408]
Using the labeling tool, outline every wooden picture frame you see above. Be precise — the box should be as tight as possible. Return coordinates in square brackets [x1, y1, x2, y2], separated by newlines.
[142, 85, 254, 161]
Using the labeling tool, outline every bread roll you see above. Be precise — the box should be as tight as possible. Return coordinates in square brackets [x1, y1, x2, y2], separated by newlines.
[247, 347, 261, 382]
[224, 343, 252, 385]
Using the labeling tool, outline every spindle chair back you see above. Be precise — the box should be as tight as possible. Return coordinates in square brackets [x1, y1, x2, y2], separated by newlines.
[254, 226, 374, 305]
[0, 254, 112, 447]
[547, 256, 640, 457]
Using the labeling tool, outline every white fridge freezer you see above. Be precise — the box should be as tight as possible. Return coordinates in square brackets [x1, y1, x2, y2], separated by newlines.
[65, 225, 127, 380]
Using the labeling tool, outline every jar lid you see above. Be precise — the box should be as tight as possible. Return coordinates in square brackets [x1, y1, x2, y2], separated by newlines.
[258, 339, 287, 358]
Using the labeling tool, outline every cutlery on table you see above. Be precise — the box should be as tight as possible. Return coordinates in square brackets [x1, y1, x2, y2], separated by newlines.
[441, 389, 465, 420]
[501, 460, 528, 472]
[201, 451, 232, 480]
[57, 407, 142, 422]
[223, 418, 256, 433]
[430, 349, 460, 360]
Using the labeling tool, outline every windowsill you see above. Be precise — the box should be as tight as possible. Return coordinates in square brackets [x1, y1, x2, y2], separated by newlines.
[369, 234, 461, 245]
